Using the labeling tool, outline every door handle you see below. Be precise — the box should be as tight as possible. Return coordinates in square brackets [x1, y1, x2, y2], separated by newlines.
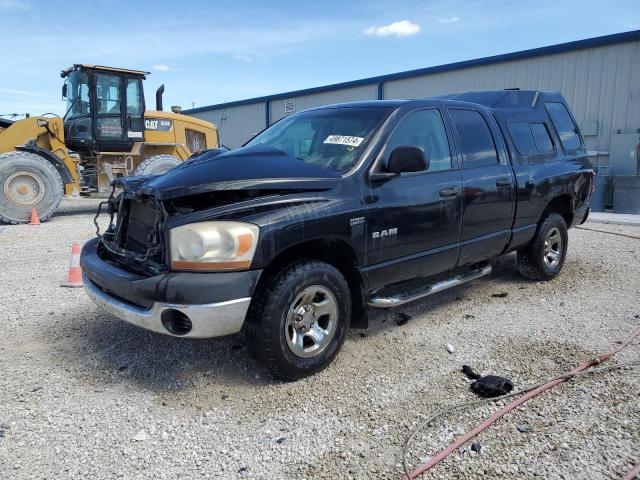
[496, 178, 512, 188]
[439, 186, 461, 197]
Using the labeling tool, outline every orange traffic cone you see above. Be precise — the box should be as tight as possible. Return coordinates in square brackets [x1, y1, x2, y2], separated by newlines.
[61, 243, 83, 288]
[29, 207, 40, 225]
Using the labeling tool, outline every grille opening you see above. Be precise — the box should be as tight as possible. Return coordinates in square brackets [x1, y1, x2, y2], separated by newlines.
[161, 309, 193, 336]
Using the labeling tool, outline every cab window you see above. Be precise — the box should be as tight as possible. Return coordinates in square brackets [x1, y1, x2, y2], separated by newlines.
[96, 74, 122, 115]
[126, 79, 143, 116]
[508, 121, 555, 155]
[385, 109, 452, 172]
[530, 123, 554, 152]
[545, 102, 581, 151]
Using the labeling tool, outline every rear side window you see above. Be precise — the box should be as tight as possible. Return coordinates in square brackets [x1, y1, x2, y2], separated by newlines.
[530, 123, 553, 152]
[545, 102, 581, 151]
[386, 109, 452, 172]
[450, 109, 499, 169]
[508, 122, 554, 155]
[508, 122, 536, 154]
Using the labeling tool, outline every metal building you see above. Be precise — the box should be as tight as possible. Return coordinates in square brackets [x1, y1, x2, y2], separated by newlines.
[185, 30, 640, 212]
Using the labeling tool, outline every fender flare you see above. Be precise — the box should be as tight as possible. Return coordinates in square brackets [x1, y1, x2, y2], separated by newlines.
[15, 141, 74, 184]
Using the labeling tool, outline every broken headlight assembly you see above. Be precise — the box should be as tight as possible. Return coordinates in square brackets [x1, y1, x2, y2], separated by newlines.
[169, 221, 259, 271]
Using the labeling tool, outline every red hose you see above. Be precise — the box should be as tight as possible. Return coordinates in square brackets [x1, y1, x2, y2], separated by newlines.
[406, 327, 640, 479]
[622, 461, 640, 480]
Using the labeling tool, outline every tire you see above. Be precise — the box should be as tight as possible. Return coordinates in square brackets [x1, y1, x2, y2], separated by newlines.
[517, 213, 568, 281]
[134, 154, 181, 176]
[246, 260, 351, 381]
[0, 151, 63, 224]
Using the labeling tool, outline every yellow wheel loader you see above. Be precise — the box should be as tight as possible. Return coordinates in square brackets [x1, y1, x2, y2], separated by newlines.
[0, 64, 218, 224]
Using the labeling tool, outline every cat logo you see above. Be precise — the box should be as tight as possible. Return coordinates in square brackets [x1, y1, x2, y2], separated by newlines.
[372, 228, 397, 239]
[144, 118, 173, 131]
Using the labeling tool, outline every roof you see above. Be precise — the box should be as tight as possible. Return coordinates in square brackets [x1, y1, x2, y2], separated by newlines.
[435, 89, 565, 109]
[307, 100, 409, 110]
[184, 29, 640, 114]
[299, 90, 564, 115]
[61, 64, 150, 78]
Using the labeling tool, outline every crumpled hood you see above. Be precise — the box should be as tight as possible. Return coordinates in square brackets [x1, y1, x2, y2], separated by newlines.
[122, 145, 341, 200]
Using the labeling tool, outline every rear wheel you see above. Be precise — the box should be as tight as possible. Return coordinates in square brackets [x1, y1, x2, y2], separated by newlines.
[134, 154, 181, 176]
[517, 213, 568, 281]
[246, 260, 351, 380]
[0, 151, 63, 224]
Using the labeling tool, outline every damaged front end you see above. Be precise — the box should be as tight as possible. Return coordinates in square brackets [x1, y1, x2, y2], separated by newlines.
[94, 178, 169, 276]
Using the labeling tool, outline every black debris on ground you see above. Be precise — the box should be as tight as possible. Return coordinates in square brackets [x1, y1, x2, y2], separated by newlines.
[471, 443, 482, 453]
[471, 375, 514, 398]
[491, 292, 508, 298]
[462, 365, 481, 380]
[395, 312, 412, 326]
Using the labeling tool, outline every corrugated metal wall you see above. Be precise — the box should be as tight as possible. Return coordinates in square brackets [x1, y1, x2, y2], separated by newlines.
[269, 84, 378, 123]
[189, 37, 640, 165]
[383, 40, 640, 165]
[190, 102, 265, 149]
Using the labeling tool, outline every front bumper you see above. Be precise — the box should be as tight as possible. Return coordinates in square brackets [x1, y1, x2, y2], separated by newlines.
[81, 237, 261, 338]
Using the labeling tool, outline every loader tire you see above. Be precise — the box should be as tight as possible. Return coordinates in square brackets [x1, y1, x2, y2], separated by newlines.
[0, 151, 63, 224]
[134, 155, 181, 176]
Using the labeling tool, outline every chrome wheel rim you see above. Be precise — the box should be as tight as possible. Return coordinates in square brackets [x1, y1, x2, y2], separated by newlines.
[543, 227, 562, 269]
[3, 171, 45, 207]
[284, 285, 338, 358]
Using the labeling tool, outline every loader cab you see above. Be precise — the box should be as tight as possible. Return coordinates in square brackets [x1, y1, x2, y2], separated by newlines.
[61, 64, 147, 153]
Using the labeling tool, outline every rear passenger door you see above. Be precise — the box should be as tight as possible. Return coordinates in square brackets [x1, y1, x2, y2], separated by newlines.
[448, 108, 516, 266]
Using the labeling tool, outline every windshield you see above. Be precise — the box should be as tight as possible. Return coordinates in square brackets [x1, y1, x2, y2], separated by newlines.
[64, 70, 90, 120]
[245, 107, 391, 172]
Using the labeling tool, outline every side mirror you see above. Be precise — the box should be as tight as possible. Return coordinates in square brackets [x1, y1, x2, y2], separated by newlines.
[61, 83, 67, 99]
[387, 146, 429, 173]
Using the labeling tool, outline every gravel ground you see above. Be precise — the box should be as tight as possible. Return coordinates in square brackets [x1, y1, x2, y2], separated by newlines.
[0, 199, 638, 479]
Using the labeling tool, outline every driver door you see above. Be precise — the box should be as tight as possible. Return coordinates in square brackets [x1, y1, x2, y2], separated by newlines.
[93, 73, 128, 151]
[364, 107, 463, 290]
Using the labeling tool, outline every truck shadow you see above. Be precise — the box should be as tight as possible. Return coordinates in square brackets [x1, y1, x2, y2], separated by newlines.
[54, 310, 265, 392]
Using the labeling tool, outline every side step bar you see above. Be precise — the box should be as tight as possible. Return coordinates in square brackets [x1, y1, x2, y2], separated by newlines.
[367, 264, 492, 309]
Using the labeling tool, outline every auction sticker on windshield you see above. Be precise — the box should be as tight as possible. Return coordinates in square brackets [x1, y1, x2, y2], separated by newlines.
[324, 135, 364, 147]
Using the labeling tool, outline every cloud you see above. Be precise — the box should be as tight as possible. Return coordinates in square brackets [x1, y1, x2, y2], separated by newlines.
[153, 64, 170, 71]
[233, 54, 253, 62]
[438, 16, 460, 24]
[364, 20, 421, 37]
[0, 0, 30, 11]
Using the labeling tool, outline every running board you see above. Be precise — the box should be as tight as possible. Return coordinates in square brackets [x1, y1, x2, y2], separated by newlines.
[367, 264, 492, 309]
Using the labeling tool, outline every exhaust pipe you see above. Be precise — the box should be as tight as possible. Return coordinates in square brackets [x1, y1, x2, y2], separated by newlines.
[156, 84, 165, 111]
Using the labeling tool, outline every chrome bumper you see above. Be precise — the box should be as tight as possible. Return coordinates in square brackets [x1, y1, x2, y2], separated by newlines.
[83, 274, 251, 338]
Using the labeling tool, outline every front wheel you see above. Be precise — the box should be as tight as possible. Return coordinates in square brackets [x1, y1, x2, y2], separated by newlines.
[517, 213, 568, 281]
[245, 260, 351, 380]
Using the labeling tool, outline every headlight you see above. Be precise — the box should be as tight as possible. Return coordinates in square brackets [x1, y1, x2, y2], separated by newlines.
[170, 221, 259, 271]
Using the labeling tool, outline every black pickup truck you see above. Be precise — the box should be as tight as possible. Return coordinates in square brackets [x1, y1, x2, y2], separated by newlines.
[81, 90, 593, 380]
